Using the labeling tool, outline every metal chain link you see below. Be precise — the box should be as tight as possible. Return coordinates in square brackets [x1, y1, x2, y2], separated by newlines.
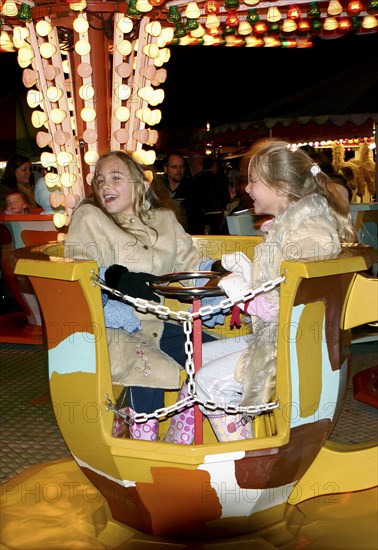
[95, 272, 285, 423]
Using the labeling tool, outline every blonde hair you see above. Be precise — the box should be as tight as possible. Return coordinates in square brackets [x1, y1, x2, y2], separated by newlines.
[248, 140, 356, 242]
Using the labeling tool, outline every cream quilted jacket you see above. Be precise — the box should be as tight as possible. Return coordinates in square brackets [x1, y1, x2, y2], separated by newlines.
[65, 203, 203, 389]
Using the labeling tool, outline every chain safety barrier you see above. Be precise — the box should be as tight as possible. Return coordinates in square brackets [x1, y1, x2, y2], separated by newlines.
[93, 272, 285, 425]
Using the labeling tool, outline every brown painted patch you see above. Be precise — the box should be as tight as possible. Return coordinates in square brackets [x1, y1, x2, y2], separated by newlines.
[81, 465, 222, 539]
[236, 420, 331, 489]
[137, 467, 222, 538]
[81, 467, 154, 534]
[294, 274, 354, 371]
[30, 277, 95, 349]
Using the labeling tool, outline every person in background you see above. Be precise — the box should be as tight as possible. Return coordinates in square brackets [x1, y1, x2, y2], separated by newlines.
[189, 155, 229, 234]
[64, 150, 219, 442]
[191, 140, 356, 443]
[0, 154, 37, 210]
[3, 190, 30, 214]
[159, 152, 194, 231]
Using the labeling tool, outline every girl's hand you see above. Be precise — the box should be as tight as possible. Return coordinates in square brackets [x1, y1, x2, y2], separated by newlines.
[105, 264, 160, 302]
[217, 272, 251, 304]
[221, 252, 252, 282]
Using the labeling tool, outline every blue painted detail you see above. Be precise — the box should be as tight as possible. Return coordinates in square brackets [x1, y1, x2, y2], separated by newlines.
[48, 333, 96, 376]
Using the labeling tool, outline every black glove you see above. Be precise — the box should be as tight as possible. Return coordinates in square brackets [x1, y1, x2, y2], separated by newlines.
[211, 259, 228, 274]
[105, 264, 160, 302]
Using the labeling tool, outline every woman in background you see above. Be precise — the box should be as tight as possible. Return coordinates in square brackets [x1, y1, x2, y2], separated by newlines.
[0, 154, 37, 210]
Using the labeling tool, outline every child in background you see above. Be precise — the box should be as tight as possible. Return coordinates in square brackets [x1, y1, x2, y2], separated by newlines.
[4, 191, 30, 214]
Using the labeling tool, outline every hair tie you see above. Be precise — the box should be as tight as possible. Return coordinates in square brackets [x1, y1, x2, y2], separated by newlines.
[310, 163, 321, 176]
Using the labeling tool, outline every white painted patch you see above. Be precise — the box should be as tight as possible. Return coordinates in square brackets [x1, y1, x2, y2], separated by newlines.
[73, 454, 136, 488]
[49, 333, 96, 376]
[199, 460, 296, 517]
[203, 451, 245, 463]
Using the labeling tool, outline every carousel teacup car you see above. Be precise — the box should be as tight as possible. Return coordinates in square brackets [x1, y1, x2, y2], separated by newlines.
[1, 234, 376, 549]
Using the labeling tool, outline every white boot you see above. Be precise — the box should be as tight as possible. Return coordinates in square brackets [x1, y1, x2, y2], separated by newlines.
[208, 413, 253, 442]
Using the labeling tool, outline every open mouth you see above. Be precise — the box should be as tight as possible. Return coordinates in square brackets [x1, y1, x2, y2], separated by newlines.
[103, 194, 117, 203]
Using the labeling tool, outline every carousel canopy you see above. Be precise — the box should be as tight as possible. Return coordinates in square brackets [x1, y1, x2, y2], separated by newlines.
[1, 0, 378, 50]
[200, 55, 378, 146]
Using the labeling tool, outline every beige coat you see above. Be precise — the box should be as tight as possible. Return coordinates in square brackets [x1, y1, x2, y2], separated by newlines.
[236, 194, 342, 406]
[64, 203, 203, 389]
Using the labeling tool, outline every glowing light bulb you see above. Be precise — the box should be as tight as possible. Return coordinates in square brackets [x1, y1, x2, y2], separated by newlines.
[45, 172, 60, 188]
[116, 40, 133, 56]
[136, 0, 153, 12]
[46, 86, 64, 102]
[267, 6, 282, 21]
[50, 108, 67, 124]
[185, 2, 201, 18]
[27, 90, 43, 108]
[145, 21, 162, 36]
[75, 39, 91, 56]
[160, 27, 174, 42]
[41, 152, 57, 168]
[12, 26, 29, 48]
[115, 84, 131, 101]
[114, 106, 130, 122]
[62, 60, 70, 73]
[18, 45, 34, 64]
[53, 212, 70, 228]
[31, 111, 48, 128]
[84, 150, 99, 166]
[117, 17, 133, 33]
[238, 21, 252, 35]
[79, 84, 95, 101]
[39, 42, 57, 59]
[80, 107, 96, 122]
[323, 16, 338, 30]
[73, 15, 89, 33]
[362, 14, 377, 28]
[36, 131, 52, 148]
[142, 43, 159, 58]
[2, 1, 18, 17]
[61, 172, 77, 187]
[138, 86, 154, 102]
[36, 20, 52, 37]
[205, 14, 220, 28]
[57, 151, 74, 166]
[69, 0, 87, 11]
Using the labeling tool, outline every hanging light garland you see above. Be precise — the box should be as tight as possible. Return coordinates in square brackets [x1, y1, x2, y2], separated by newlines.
[2, 0, 377, 50]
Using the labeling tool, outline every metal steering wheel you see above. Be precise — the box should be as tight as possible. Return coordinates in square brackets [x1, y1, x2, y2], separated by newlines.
[150, 271, 225, 300]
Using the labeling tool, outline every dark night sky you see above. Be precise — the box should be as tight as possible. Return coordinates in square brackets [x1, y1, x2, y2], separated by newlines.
[159, 31, 378, 130]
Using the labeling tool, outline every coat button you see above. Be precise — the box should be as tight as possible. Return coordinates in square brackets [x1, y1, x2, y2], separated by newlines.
[152, 332, 158, 338]
[143, 245, 148, 249]
[129, 217, 135, 223]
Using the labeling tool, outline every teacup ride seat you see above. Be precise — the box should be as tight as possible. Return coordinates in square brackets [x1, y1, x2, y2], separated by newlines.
[6, 239, 378, 548]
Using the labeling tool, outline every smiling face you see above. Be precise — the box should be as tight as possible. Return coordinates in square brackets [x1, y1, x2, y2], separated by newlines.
[95, 155, 136, 216]
[15, 161, 32, 186]
[246, 169, 289, 217]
